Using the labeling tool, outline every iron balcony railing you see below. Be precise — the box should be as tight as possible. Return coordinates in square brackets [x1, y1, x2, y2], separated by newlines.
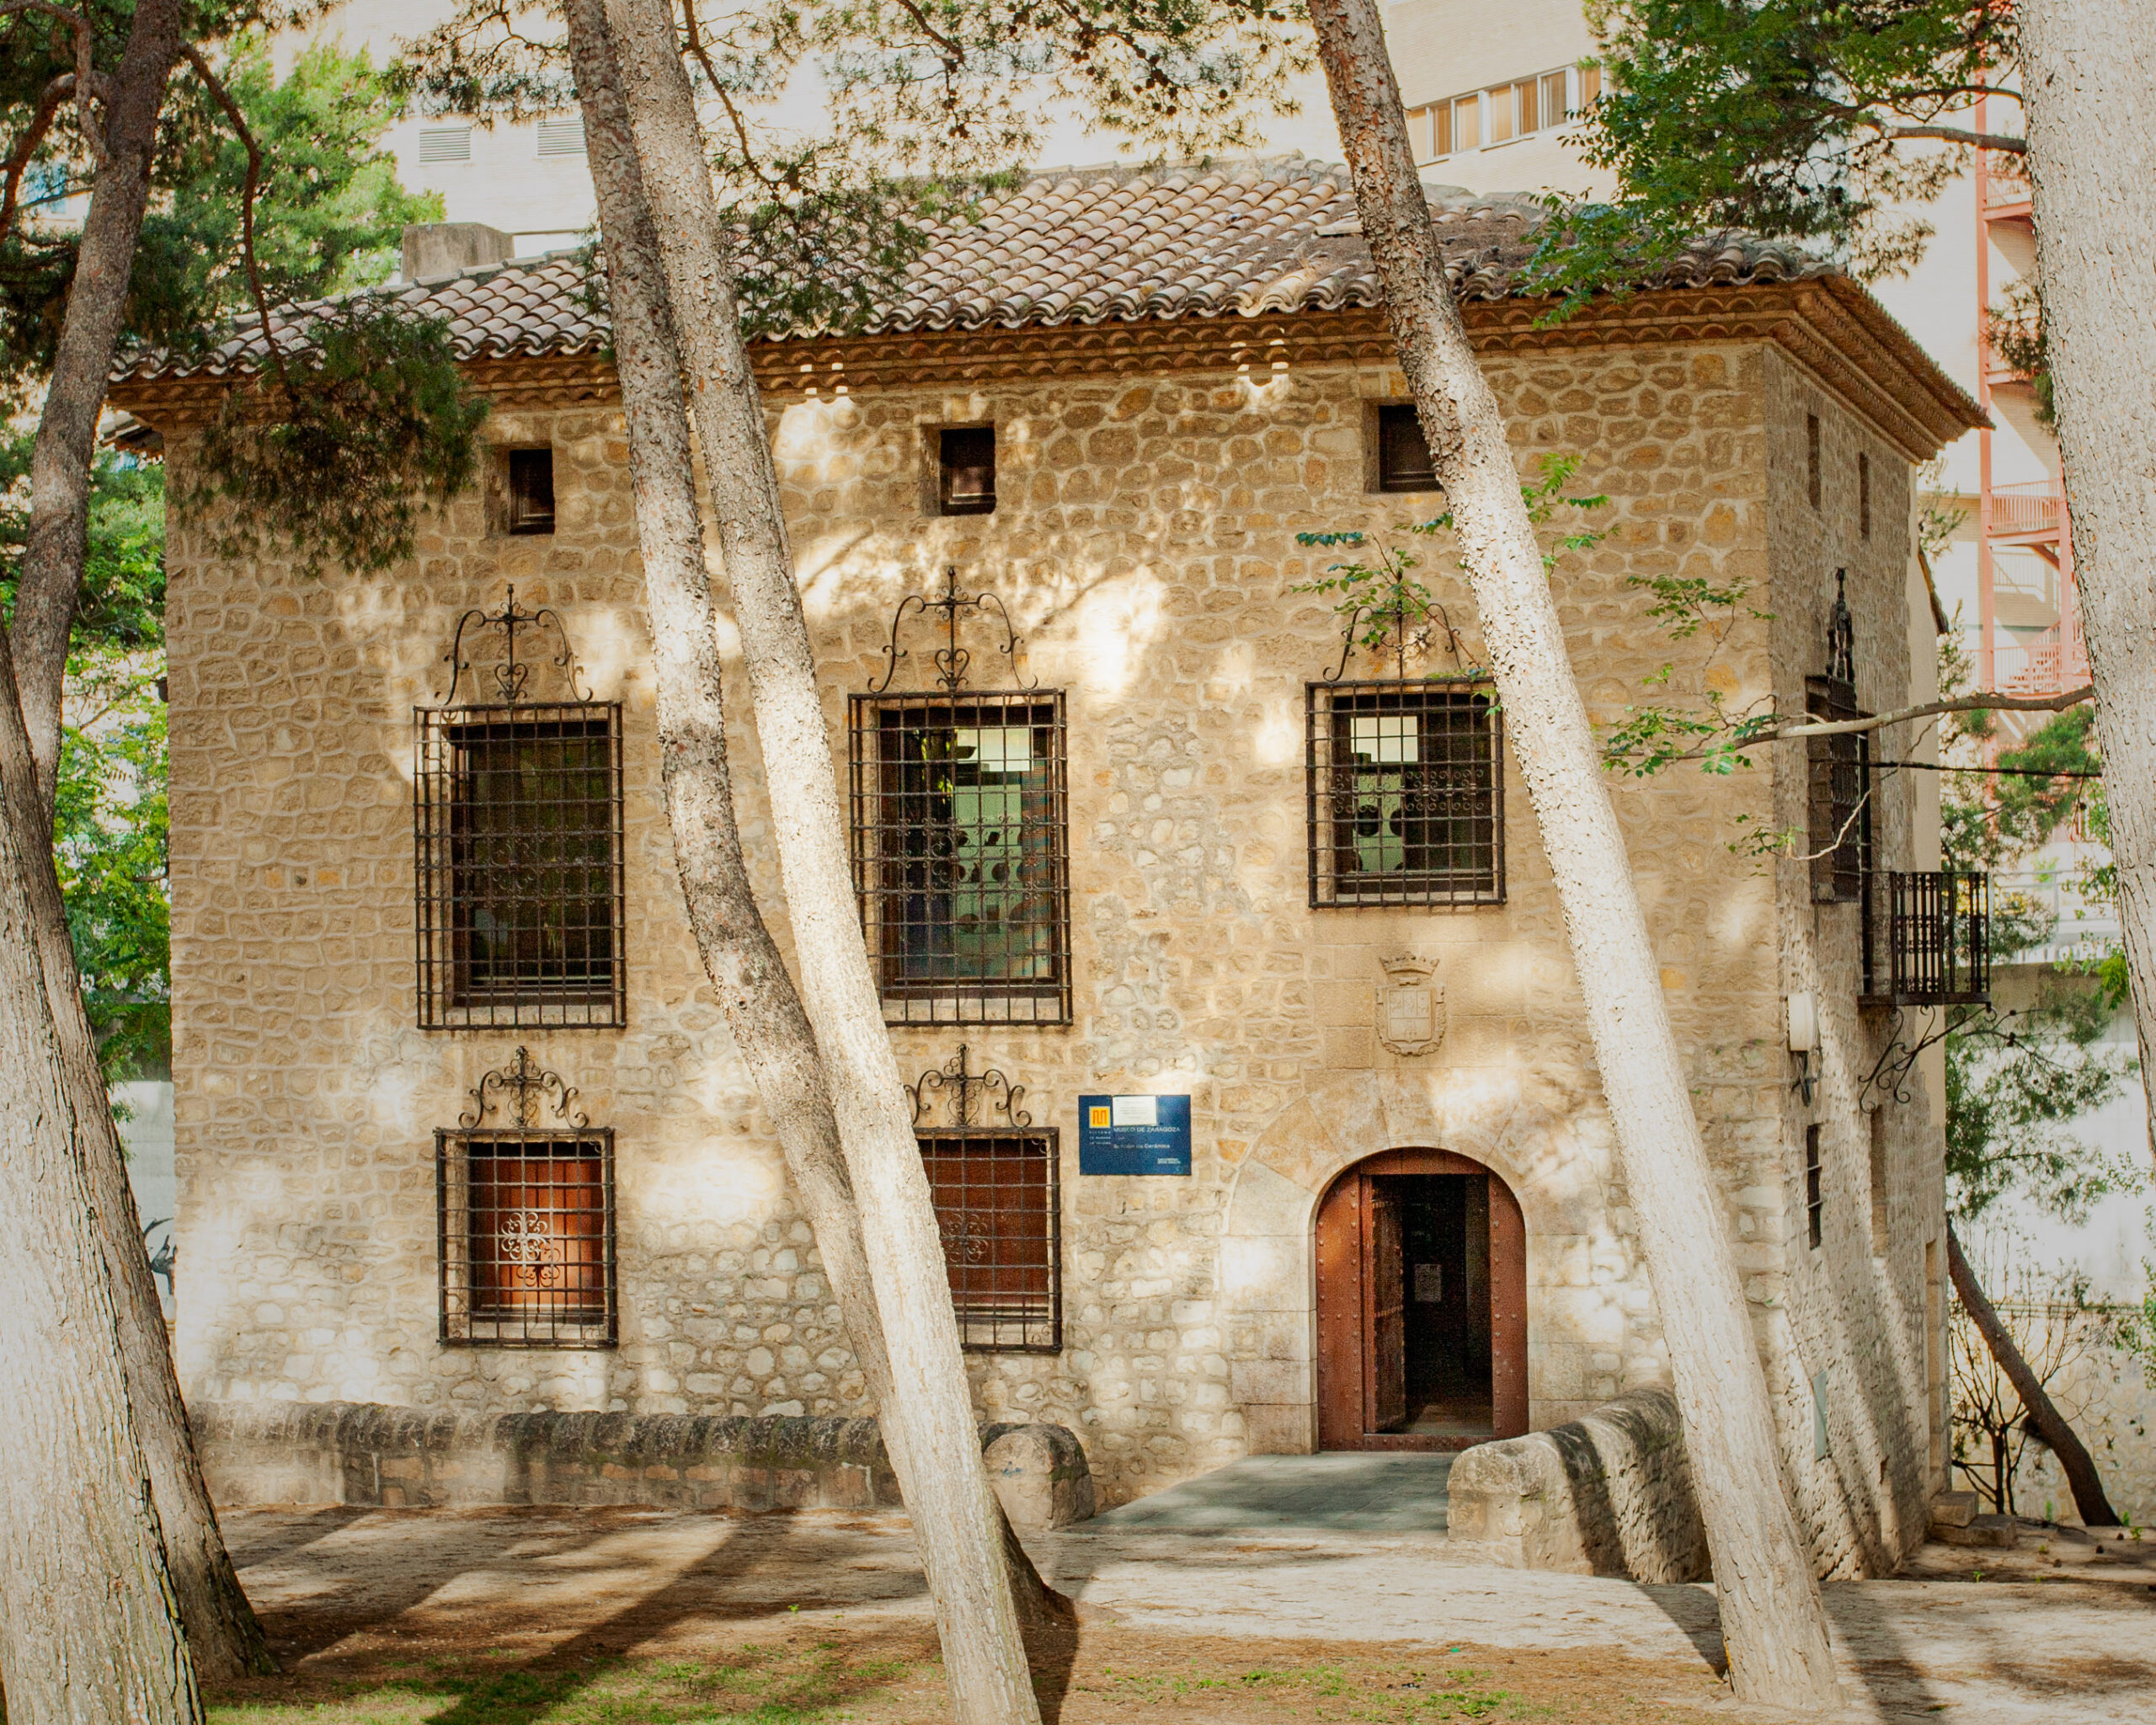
[1863, 869, 1992, 1007]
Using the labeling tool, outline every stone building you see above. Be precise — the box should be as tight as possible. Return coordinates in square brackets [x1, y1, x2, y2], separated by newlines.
[113, 160, 1985, 1576]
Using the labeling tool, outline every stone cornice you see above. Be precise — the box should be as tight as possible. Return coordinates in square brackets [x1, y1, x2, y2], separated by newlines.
[111, 282, 1982, 460]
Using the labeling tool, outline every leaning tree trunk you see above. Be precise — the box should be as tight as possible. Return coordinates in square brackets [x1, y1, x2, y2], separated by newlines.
[0, 641, 200, 1722]
[2, 0, 276, 1680]
[13, 0, 184, 798]
[2018, 0, 2156, 1164]
[1303, 0, 1840, 1707]
[563, 0, 1074, 1675]
[1946, 1226, 2118, 1525]
[598, 3, 1045, 1717]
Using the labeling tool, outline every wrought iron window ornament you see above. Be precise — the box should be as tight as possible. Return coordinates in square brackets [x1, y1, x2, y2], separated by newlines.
[437, 584, 593, 707]
[906, 1043, 1033, 1130]
[1325, 586, 1471, 685]
[459, 1046, 590, 1130]
[869, 565, 1036, 694]
[1825, 567, 1856, 686]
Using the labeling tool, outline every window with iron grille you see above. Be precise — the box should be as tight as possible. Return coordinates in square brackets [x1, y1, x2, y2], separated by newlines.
[848, 692, 1070, 1023]
[918, 1130, 1061, 1352]
[1307, 679, 1503, 907]
[438, 1127, 616, 1347]
[1805, 1124, 1823, 1250]
[1806, 675, 1870, 904]
[416, 706, 626, 1028]
[1863, 869, 1991, 1007]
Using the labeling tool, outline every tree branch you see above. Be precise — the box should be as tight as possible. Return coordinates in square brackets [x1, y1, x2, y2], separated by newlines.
[0, 73, 72, 238]
[0, 0, 111, 167]
[177, 42, 294, 404]
[1887, 123, 2026, 153]
[1755, 684, 2094, 745]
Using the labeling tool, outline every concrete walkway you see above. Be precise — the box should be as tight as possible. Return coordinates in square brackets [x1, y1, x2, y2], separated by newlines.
[1090, 1451, 1454, 1534]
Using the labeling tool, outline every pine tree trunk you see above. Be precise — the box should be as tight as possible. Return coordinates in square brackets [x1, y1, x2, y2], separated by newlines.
[591, 5, 1047, 1717]
[0, 641, 200, 1720]
[1304, 0, 1840, 1707]
[12, 0, 184, 797]
[1945, 1226, 2117, 1525]
[2, 0, 277, 1680]
[2017, 0, 2156, 1165]
[562, 3, 1073, 1682]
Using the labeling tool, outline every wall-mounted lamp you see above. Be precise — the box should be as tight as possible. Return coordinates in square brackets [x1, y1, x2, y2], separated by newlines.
[1788, 991, 1820, 1106]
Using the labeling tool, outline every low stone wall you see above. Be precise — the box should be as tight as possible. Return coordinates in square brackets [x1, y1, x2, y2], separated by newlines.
[1444, 1387, 1709, 1582]
[193, 1401, 1095, 1532]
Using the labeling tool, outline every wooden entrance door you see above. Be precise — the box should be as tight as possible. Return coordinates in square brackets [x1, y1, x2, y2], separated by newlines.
[1315, 1149, 1529, 1450]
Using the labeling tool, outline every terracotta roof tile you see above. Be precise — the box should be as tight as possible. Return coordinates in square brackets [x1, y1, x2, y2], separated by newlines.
[112, 157, 1831, 383]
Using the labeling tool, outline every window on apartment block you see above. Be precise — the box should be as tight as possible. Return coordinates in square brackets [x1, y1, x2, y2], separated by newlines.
[937, 425, 996, 515]
[504, 447, 557, 536]
[918, 1129, 1062, 1352]
[416, 707, 626, 1028]
[438, 1127, 616, 1346]
[848, 692, 1070, 1023]
[1307, 680, 1504, 908]
[1375, 404, 1439, 492]
[1806, 1125, 1824, 1250]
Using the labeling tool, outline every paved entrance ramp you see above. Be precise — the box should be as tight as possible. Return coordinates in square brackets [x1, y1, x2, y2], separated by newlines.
[1090, 1452, 1453, 1534]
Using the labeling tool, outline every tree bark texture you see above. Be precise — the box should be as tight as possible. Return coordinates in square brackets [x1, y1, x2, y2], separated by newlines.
[2017, 0, 2156, 1164]
[1945, 1226, 2118, 1525]
[592, 5, 1047, 1718]
[1304, 0, 1841, 1708]
[13, 0, 185, 797]
[0, 638, 199, 1720]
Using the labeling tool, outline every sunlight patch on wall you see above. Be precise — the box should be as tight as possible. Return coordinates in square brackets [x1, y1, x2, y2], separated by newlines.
[1074, 569, 1166, 698]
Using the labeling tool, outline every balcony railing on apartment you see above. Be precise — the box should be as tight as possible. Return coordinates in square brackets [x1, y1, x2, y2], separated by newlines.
[1985, 478, 2063, 542]
[1863, 870, 1992, 1008]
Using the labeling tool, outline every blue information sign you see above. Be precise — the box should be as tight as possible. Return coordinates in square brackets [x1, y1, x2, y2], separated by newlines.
[1078, 1093, 1192, 1176]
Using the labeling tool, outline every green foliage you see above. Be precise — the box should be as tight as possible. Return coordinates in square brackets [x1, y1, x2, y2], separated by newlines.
[1983, 277, 2052, 427]
[2, 18, 438, 408]
[1599, 574, 1776, 782]
[1, 431, 166, 651]
[184, 302, 489, 579]
[1533, 0, 2016, 304]
[398, 0, 1310, 337]
[1289, 454, 1605, 675]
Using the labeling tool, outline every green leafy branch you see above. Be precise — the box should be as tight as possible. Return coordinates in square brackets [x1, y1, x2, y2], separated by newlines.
[1602, 573, 1777, 778]
[1289, 453, 1607, 676]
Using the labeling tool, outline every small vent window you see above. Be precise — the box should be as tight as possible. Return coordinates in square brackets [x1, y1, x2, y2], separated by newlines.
[1859, 452, 1872, 538]
[938, 426, 996, 515]
[919, 1130, 1061, 1353]
[1806, 1125, 1823, 1251]
[1806, 412, 1822, 508]
[439, 1128, 616, 1347]
[418, 126, 472, 164]
[536, 115, 587, 158]
[1308, 680, 1503, 907]
[506, 448, 556, 536]
[1375, 404, 1438, 493]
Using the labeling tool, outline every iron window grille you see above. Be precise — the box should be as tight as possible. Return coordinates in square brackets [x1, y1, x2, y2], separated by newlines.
[1863, 870, 1991, 1007]
[416, 590, 626, 1029]
[1307, 678, 1504, 907]
[438, 1049, 616, 1348]
[1806, 675, 1870, 904]
[1805, 1124, 1823, 1250]
[909, 1047, 1061, 1353]
[851, 567, 1067, 1024]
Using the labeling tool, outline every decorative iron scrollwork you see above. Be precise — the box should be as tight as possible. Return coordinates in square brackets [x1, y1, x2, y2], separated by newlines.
[460, 1046, 590, 1130]
[1825, 567, 1855, 686]
[1861, 1000, 2025, 1112]
[869, 565, 1034, 693]
[438, 585, 593, 707]
[1326, 587, 1469, 683]
[905, 1044, 1032, 1130]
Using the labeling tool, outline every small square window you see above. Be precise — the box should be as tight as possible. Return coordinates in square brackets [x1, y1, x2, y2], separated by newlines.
[438, 1128, 616, 1347]
[506, 448, 556, 536]
[938, 426, 995, 515]
[1375, 404, 1439, 493]
[918, 1130, 1062, 1352]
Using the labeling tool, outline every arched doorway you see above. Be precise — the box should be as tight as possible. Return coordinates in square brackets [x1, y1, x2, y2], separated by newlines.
[1315, 1149, 1528, 1450]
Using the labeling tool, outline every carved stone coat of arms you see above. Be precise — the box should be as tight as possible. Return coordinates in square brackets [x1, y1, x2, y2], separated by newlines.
[1377, 954, 1445, 1056]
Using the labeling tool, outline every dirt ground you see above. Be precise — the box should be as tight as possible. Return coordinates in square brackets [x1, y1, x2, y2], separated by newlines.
[209, 1505, 2156, 1724]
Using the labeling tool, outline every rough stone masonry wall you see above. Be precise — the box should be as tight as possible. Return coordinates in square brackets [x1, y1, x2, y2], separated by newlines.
[168, 335, 1838, 1517]
[1763, 349, 1946, 1578]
